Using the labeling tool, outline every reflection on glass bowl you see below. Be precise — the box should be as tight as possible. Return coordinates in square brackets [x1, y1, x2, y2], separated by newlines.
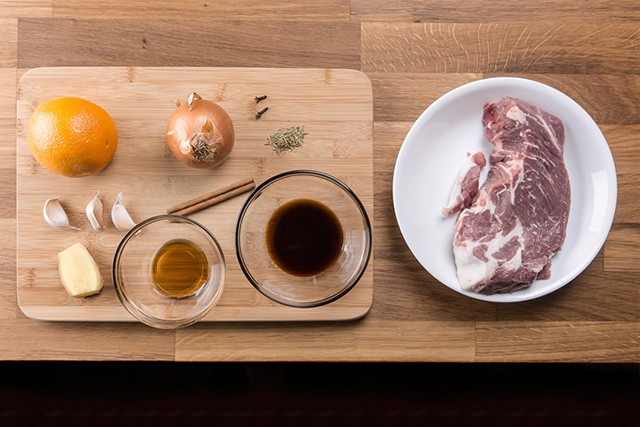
[113, 215, 225, 329]
[236, 170, 372, 308]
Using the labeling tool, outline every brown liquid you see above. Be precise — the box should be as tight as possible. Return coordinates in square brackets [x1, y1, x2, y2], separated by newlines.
[266, 199, 344, 277]
[151, 239, 209, 298]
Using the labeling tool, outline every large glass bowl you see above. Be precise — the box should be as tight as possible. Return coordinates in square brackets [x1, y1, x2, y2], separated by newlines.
[113, 215, 225, 329]
[236, 170, 372, 308]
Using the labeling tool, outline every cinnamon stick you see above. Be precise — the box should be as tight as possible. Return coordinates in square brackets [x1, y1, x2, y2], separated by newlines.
[167, 177, 255, 216]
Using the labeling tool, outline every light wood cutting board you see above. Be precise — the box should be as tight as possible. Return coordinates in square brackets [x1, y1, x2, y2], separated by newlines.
[16, 67, 373, 322]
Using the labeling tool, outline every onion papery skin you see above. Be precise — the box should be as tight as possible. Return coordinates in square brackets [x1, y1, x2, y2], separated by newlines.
[167, 96, 235, 169]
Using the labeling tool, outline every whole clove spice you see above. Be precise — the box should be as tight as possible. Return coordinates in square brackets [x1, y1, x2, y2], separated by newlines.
[255, 106, 269, 120]
[254, 95, 268, 103]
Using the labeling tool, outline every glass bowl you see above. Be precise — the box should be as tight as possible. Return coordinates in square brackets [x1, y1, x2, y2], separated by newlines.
[236, 170, 372, 308]
[113, 215, 225, 329]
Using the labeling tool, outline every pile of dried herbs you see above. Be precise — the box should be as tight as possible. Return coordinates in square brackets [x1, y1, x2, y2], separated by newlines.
[266, 126, 307, 156]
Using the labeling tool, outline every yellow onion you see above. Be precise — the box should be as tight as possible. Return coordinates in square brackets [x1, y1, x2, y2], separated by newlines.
[166, 92, 235, 169]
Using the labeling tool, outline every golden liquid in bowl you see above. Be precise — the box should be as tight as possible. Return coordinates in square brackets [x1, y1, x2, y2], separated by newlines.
[151, 239, 209, 298]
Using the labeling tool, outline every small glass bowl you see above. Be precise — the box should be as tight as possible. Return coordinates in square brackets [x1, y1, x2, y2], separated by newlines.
[236, 170, 372, 308]
[113, 215, 225, 329]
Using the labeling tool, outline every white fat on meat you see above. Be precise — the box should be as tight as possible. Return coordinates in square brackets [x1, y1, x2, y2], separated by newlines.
[454, 182, 525, 291]
[442, 151, 486, 217]
[505, 105, 527, 125]
[455, 220, 525, 291]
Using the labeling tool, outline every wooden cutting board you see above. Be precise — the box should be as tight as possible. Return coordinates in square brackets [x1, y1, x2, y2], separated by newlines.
[16, 67, 373, 322]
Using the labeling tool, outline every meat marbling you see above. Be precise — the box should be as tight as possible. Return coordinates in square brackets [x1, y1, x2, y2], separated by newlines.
[442, 151, 486, 217]
[453, 97, 570, 294]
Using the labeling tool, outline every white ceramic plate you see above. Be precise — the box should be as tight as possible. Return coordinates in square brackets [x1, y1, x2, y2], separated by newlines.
[393, 77, 617, 302]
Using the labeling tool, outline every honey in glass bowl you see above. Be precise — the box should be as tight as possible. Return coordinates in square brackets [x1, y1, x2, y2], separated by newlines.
[151, 239, 209, 298]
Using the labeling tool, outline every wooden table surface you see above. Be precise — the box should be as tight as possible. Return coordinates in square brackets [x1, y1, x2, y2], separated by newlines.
[1, 1, 638, 362]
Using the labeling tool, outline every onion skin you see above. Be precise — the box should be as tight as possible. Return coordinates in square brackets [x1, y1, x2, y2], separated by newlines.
[166, 94, 235, 169]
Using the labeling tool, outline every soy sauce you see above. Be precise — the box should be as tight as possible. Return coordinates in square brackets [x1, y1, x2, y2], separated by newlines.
[266, 199, 343, 277]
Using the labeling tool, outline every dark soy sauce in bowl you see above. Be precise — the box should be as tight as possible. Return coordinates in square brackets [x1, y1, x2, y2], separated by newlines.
[266, 199, 344, 277]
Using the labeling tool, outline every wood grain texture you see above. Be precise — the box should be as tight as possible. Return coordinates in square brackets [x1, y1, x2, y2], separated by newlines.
[604, 225, 640, 272]
[370, 73, 481, 122]
[16, 67, 374, 322]
[1, 3, 638, 362]
[0, 1, 51, 18]
[361, 23, 640, 74]
[0, 168, 14, 219]
[53, 0, 349, 20]
[0, 19, 17, 67]
[0, 67, 16, 321]
[352, 0, 640, 23]
[0, 69, 15, 115]
[495, 265, 640, 322]
[604, 122, 639, 226]
[0, 219, 16, 319]
[602, 125, 640, 176]
[0, 319, 174, 360]
[176, 318, 476, 361]
[614, 174, 640, 224]
[18, 19, 361, 69]
[0, 68, 16, 169]
[371, 73, 640, 124]
[476, 321, 640, 362]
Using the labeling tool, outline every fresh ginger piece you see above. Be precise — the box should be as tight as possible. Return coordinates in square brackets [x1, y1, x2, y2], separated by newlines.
[58, 242, 103, 298]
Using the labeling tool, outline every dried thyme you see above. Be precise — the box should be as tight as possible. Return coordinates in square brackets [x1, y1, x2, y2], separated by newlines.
[266, 126, 307, 156]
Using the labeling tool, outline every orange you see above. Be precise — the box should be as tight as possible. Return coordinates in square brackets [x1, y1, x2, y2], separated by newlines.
[28, 97, 118, 177]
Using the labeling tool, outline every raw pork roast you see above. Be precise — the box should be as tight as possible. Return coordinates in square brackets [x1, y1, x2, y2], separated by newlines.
[452, 97, 570, 294]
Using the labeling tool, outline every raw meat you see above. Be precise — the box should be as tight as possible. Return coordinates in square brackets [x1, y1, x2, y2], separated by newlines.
[453, 97, 570, 294]
[442, 151, 486, 217]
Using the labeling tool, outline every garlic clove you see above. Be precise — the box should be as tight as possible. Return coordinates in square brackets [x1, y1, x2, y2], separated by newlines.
[43, 198, 80, 230]
[86, 192, 105, 230]
[111, 192, 136, 231]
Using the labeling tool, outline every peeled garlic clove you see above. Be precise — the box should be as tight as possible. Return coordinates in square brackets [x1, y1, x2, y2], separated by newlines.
[111, 192, 136, 231]
[86, 192, 105, 230]
[43, 198, 80, 230]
